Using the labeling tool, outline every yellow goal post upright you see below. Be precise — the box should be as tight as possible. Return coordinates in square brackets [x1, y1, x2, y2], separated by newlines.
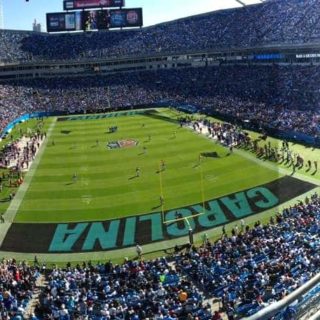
[161, 154, 206, 225]
[159, 161, 166, 223]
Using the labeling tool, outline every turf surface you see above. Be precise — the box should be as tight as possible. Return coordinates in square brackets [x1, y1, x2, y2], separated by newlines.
[14, 109, 281, 223]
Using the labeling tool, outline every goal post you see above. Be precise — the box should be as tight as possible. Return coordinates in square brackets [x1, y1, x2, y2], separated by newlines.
[162, 211, 204, 225]
[161, 156, 207, 225]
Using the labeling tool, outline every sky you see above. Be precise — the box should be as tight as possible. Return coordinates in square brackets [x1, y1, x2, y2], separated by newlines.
[1, 0, 261, 31]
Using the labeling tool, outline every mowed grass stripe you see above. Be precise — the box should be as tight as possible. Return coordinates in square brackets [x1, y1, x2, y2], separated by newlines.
[19, 151, 276, 195]
[50, 122, 171, 138]
[31, 146, 244, 178]
[41, 131, 192, 159]
[20, 169, 278, 214]
[27, 126, 227, 179]
[19, 163, 279, 204]
[30, 130, 244, 170]
[15, 111, 280, 223]
[50, 116, 171, 140]
[17, 167, 277, 223]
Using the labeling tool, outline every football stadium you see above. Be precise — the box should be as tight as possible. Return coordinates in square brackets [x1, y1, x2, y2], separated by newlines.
[0, 0, 320, 319]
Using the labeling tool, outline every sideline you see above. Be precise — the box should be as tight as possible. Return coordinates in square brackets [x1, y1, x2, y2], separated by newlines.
[187, 122, 320, 187]
[235, 148, 320, 187]
[0, 118, 56, 246]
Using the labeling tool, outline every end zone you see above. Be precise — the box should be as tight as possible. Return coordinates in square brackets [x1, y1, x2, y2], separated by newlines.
[0, 175, 316, 254]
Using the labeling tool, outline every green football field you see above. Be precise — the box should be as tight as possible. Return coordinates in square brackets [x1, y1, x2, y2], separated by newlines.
[14, 109, 282, 223]
[1, 107, 319, 261]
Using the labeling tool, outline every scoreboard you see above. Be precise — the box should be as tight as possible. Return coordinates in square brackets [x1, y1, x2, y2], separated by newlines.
[47, 0, 141, 32]
[47, 8, 142, 32]
[63, 0, 125, 10]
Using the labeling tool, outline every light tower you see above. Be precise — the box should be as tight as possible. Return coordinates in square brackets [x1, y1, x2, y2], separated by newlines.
[0, 0, 3, 30]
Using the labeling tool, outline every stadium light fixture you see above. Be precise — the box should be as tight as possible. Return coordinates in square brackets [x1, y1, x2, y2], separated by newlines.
[235, 0, 247, 6]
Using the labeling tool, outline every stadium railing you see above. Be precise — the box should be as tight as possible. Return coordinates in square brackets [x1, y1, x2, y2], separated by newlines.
[0, 111, 64, 138]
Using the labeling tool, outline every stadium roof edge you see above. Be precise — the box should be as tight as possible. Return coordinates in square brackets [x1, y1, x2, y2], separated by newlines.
[142, 1, 267, 31]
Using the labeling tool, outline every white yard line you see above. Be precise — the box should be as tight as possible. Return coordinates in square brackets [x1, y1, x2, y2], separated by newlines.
[0, 118, 56, 246]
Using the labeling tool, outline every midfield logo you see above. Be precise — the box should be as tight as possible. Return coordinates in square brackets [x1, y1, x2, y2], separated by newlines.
[107, 139, 138, 149]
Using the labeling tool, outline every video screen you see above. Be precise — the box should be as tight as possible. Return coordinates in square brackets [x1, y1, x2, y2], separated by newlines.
[47, 12, 82, 32]
[82, 10, 110, 31]
[109, 8, 143, 28]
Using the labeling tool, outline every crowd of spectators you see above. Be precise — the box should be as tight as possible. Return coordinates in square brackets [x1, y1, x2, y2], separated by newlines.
[0, 259, 39, 319]
[0, 65, 319, 138]
[174, 193, 320, 318]
[1, 0, 320, 63]
[0, 84, 39, 134]
[36, 258, 212, 320]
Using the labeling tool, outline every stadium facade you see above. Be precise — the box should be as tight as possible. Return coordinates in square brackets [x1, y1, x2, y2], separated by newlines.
[0, 0, 320, 80]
